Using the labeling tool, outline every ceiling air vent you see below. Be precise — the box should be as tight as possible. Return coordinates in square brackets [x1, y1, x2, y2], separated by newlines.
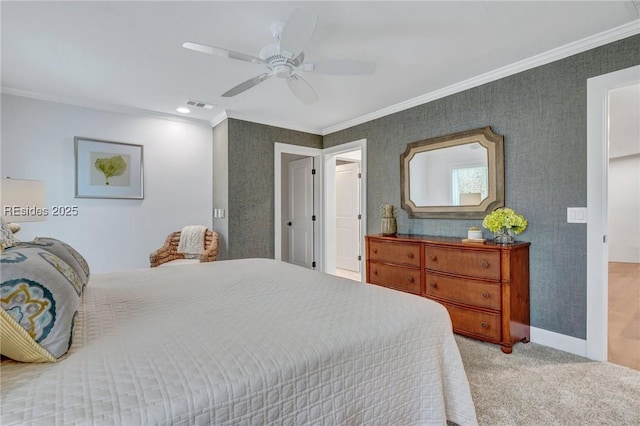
[187, 100, 215, 109]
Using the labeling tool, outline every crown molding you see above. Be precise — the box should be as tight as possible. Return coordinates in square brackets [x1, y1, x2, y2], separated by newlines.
[210, 110, 229, 128]
[1, 86, 213, 127]
[321, 19, 640, 136]
[3, 19, 638, 137]
[224, 110, 322, 135]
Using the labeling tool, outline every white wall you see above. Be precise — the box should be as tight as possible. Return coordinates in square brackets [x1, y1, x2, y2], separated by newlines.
[608, 84, 640, 263]
[1, 95, 212, 273]
[608, 154, 640, 262]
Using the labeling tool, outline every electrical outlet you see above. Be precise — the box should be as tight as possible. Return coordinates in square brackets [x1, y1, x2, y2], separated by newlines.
[567, 207, 587, 223]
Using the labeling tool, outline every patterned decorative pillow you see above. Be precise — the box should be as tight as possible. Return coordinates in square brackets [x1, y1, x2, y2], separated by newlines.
[0, 246, 81, 362]
[0, 218, 19, 251]
[17, 238, 90, 294]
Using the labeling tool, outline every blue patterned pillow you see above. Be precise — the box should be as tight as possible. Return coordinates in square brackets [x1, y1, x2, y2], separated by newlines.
[17, 238, 90, 295]
[0, 218, 18, 251]
[0, 246, 81, 362]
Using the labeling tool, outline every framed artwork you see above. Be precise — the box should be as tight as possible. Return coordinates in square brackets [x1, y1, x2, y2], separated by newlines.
[74, 137, 144, 199]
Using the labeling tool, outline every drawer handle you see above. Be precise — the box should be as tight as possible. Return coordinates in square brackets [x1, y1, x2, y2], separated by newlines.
[407, 252, 414, 259]
[481, 322, 489, 329]
[480, 260, 489, 269]
[429, 255, 437, 261]
[429, 282, 437, 289]
[481, 291, 489, 298]
[407, 276, 414, 283]
[373, 248, 378, 253]
[373, 269, 378, 275]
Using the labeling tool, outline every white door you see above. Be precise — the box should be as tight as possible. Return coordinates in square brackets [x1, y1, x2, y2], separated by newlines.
[288, 157, 314, 268]
[335, 162, 360, 271]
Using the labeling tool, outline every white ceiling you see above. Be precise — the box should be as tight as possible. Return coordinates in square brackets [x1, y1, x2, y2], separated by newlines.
[2, 1, 639, 135]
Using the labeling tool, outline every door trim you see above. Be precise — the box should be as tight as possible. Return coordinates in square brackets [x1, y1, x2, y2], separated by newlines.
[323, 139, 367, 281]
[274, 143, 322, 268]
[586, 65, 640, 361]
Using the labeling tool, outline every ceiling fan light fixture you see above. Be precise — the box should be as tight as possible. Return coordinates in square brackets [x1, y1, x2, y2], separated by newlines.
[274, 65, 292, 79]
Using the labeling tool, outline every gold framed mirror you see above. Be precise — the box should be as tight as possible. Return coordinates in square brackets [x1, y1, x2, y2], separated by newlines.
[400, 126, 504, 219]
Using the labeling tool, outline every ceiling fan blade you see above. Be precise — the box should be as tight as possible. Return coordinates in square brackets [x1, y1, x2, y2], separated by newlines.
[287, 74, 318, 104]
[222, 73, 272, 97]
[183, 41, 263, 64]
[304, 60, 376, 75]
[279, 8, 318, 58]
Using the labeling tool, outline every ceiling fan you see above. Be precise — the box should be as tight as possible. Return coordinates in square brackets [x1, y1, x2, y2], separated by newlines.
[183, 8, 376, 104]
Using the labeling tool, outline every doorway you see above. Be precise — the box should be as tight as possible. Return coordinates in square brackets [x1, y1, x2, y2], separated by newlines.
[323, 140, 367, 281]
[274, 140, 367, 278]
[274, 143, 322, 269]
[586, 65, 640, 364]
[335, 153, 362, 281]
[606, 83, 640, 371]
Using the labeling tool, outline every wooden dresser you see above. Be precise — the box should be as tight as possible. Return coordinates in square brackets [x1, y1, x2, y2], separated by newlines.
[365, 234, 530, 353]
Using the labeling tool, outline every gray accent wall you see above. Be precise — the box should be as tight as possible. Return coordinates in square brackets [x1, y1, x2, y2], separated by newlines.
[224, 119, 322, 260]
[323, 35, 640, 339]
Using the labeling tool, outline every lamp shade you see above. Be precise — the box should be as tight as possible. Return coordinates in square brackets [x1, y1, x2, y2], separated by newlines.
[1, 178, 47, 222]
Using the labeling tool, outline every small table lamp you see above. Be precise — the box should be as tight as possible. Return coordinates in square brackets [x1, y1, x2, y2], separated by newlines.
[1, 178, 47, 233]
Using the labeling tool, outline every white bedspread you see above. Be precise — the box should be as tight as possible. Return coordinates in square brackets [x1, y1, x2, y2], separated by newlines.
[1, 258, 477, 425]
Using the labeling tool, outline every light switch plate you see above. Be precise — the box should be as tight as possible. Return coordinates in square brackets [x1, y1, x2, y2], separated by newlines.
[567, 207, 587, 223]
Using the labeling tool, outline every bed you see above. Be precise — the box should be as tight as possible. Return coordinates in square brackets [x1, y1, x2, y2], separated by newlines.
[1, 257, 477, 425]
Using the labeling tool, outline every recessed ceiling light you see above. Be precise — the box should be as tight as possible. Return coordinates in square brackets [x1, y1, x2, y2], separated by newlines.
[176, 107, 191, 114]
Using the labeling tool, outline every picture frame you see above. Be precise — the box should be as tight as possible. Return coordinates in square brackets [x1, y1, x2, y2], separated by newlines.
[74, 137, 144, 199]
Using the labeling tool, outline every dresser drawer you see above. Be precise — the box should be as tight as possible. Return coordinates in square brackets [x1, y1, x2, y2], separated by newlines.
[368, 240, 421, 268]
[368, 263, 421, 295]
[441, 301, 501, 342]
[425, 273, 501, 311]
[425, 245, 500, 280]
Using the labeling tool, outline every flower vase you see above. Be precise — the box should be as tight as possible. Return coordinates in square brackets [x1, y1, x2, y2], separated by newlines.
[494, 228, 515, 244]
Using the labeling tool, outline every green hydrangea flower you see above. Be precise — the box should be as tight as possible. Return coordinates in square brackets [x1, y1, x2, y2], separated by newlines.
[482, 207, 528, 234]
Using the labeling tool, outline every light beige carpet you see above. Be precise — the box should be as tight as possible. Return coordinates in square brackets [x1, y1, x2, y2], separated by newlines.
[456, 335, 640, 425]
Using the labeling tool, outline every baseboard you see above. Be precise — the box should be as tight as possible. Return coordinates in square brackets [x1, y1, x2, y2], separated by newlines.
[530, 326, 588, 358]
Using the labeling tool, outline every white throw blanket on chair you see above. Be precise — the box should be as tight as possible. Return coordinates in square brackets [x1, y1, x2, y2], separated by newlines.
[177, 225, 207, 258]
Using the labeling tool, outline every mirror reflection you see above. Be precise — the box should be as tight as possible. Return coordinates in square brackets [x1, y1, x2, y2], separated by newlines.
[400, 126, 504, 219]
[409, 142, 488, 206]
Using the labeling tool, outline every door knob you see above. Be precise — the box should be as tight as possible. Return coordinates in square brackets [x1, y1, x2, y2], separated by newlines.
[287, 221, 292, 226]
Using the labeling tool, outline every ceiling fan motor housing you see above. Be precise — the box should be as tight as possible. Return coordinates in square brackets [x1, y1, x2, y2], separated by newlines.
[260, 43, 299, 78]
